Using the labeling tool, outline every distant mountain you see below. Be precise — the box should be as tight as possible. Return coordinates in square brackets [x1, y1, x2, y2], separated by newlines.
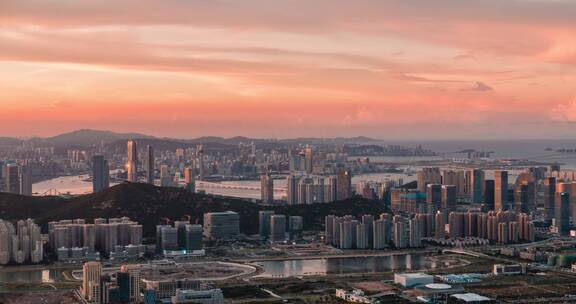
[19, 129, 153, 150]
[0, 129, 382, 151]
[0, 137, 22, 146]
[0, 183, 390, 237]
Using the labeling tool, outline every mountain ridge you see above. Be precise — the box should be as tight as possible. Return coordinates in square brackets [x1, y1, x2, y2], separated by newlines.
[0, 129, 381, 149]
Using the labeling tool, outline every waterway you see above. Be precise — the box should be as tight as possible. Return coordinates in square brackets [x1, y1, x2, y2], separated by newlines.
[254, 254, 434, 278]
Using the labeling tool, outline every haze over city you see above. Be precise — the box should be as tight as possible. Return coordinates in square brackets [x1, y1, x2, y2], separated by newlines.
[1, 0, 576, 139]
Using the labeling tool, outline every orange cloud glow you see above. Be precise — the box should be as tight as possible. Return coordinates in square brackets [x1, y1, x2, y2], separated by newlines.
[0, 0, 575, 139]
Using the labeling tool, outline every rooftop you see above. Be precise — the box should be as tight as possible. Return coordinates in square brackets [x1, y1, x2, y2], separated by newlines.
[451, 293, 491, 302]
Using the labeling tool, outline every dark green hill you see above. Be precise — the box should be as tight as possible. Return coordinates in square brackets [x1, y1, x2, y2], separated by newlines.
[0, 183, 391, 236]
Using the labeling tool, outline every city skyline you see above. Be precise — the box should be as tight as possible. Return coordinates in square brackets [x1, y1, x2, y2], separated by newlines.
[1, 0, 576, 139]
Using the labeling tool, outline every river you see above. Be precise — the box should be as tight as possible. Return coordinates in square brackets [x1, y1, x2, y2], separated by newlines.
[254, 253, 439, 278]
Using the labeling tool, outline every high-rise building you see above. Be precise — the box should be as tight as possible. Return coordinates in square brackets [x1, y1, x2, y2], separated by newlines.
[555, 192, 570, 236]
[494, 170, 508, 211]
[159, 165, 172, 187]
[336, 169, 352, 200]
[286, 175, 298, 205]
[441, 185, 457, 213]
[82, 262, 102, 304]
[392, 216, 407, 249]
[18, 165, 32, 196]
[361, 214, 374, 248]
[373, 218, 390, 249]
[442, 170, 466, 197]
[270, 215, 286, 242]
[449, 212, 465, 238]
[92, 155, 110, 193]
[126, 140, 138, 183]
[145, 145, 154, 184]
[483, 180, 495, 210]
[0, 219, 42, 265]
[469, 169, 484, 204]
[184, 224, 203, 251]
[435, 211, 445, 239]
[259, 211, 275, 240]
[203, 211, 240, 240]
[409, 217, 422, 248]
[417, 167, 441, 192]
[497, 222, 509, 244]
[514, 173, 535, 214]
[288, 216, 303, 241]
[184, 167, 195, 193]
[156, 225, 178, 252]
[324, 215, 334, 245]
[5, 164, 20, 194]
[426, 184, 442, 214]
[196, 145, 205, 181]
[304, 147, 314, 174]
[120, 264, 142, 304]
[260, 173, 274, 204]
[339, 219, 359, 249]
[543, 177, 556, 220]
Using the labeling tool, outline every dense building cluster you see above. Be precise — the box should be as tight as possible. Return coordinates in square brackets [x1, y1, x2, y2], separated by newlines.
[81, 261, 224, 304]
[325, 210, 535, 249]
[0, 219, 42, 265]
[49, 217, 143, 262]
[284, 169, 352, 205]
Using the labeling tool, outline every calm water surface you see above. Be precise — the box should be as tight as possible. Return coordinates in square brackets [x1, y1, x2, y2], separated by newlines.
[255, 254, 431, 278]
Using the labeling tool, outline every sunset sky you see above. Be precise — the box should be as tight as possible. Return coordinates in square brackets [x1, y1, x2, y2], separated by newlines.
[1, 0, 575, 139]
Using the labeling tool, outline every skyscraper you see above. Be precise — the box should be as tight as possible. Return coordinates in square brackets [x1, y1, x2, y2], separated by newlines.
[92, 155, 110, 193]
[145, 145, 154, 184]
[270, 215, 286, 242]
[259, 211, 275, 240]
[514, 173, 535, 214]
[417, 167, 441, 192]
[5, 164, 19, 194]
[18, 164, 32, 196]
[441, 185, 457, 213]
[555, 192, 570, 236]
[494, 170, 508, 211]
[435, 211, 445, 239]
[336, 169, 352, 200]
[483, 180, 495, 210]
[260, 173, 274, 204]
[184, 167, 195, 193]
[286, 175, 298, 205]
[159, 165, 172, 187]
[469, 169, 484, 204]
[373, 218, 390, 249]
[120, 264, 142, 304]
[304, 147, 314, 174]
[543, 177, 556, 221]
[288, 216, 303, 241]
[126, 140, 138, 183]
[426, 184, 442, 214]
[82, 262, 102, 304]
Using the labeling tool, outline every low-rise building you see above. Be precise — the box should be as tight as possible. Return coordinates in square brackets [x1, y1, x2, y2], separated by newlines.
[394, 272, 434, 288]
[335, 289, 373, 304]
[492, 264, 524, 276]
[171, 288, 224, 304]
